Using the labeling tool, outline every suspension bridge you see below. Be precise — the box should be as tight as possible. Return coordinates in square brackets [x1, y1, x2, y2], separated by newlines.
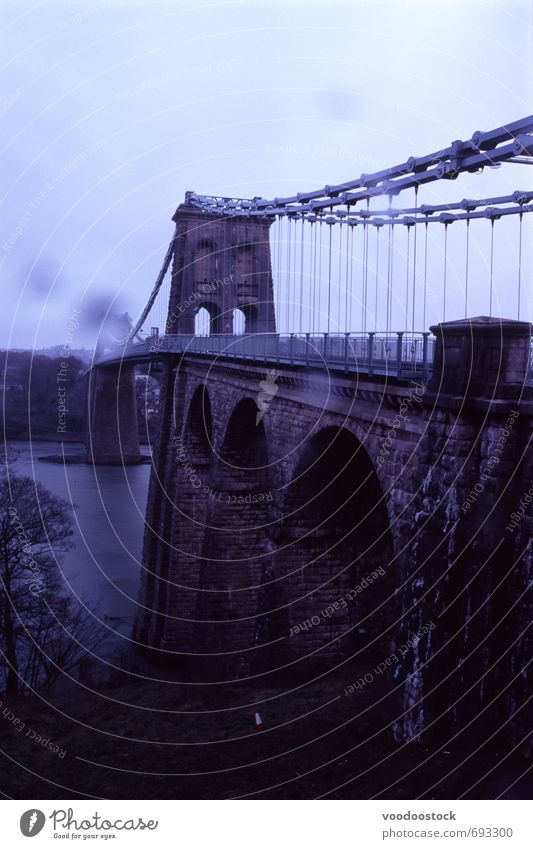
[86, 117, 533, 749]
[92, 115, 533, 386]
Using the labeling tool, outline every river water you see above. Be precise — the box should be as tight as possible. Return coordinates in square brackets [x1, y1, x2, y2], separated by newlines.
[10, 441, 151, 642]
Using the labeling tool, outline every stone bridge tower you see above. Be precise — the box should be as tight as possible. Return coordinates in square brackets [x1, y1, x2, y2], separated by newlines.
[85, 200, 277, 465]
[167, 197, 276, 335]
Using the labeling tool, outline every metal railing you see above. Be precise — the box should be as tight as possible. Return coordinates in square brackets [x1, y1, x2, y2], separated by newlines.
[104, 331, 436, 379]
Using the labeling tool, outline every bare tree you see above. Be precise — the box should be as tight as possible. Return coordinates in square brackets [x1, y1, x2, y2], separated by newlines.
[0, 474, 105, 696]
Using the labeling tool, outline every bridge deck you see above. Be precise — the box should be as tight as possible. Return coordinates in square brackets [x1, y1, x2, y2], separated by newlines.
[95, 331, 533, 385]
[97, 332, 435, 380]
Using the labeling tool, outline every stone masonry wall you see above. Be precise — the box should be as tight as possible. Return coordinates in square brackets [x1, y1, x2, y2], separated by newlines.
[135, 354, 532, 751]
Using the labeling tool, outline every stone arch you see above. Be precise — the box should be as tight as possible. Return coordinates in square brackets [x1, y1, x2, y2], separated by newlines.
[219, 397, 269, 471]
[271, 425, 396, 670]
[301, 411, 397, 542]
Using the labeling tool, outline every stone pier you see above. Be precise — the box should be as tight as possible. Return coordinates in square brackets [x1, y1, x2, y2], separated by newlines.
[86, 363, 141, 465]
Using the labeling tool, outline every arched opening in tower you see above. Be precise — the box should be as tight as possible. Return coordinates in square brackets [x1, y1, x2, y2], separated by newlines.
[194, 306, 211, 336]
[233, 307, 246, 335]
[272, 426, 395, 671]
[233, 303, 260, 335]
[194, 301, 222, 334]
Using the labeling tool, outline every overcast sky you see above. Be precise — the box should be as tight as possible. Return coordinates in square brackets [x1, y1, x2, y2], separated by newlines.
[1, 0, 532, 348]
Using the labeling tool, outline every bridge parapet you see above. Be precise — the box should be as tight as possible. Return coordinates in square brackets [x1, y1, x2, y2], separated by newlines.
[97, 330, 436, 381]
